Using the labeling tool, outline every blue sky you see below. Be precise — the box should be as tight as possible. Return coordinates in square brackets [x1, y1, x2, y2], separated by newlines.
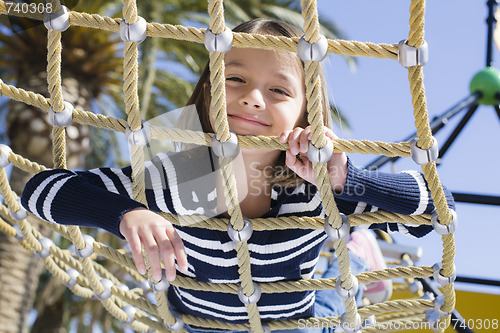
[317, 1, 500, 290]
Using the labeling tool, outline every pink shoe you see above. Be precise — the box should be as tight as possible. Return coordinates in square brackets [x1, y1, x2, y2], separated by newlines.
[346, 229, 392, 303]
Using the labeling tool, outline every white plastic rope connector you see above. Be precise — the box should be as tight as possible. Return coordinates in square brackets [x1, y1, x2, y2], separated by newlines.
[432, 262, 457, 286]
[335, 275, 359, 299]
[324, 213, 350, 240]
[227, 217, 253, 243]
[433, 294, 451, 317]
[120, 16, 147, 43]
[126, 121, 151, 146]
[95, 278, 114, 300]
[36, 238, 55, 258]
[431, 209, 458, 235]
[211, 131, 239, 157]
[48, 101, 74, 127]
[13, 225, 24, 242]
[43, 5, 70, 32]
[68, 234, 95, 258]
[297, 35, 329, 62]
[0, 144, 12, 168]
[122, 305, 137, 324]
[150, 270, 170, 292]
[410, 137, 439, 165]
[204, 28, 233, 53]
[307, 139, 334, 163]
[425, 310, 442, 332]
[10, 199, 28, 221]
[63, 268, 80, 288]
[398, 39, 428, 68]
[237, 282, 261, 305]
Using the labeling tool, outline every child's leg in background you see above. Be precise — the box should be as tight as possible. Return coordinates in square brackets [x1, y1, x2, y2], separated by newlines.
[275, 249, 369, 333]
[311, 250, 369, 333]
[277, 229, 393, 333]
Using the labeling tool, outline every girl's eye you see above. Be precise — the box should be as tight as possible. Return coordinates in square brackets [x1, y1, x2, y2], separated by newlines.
[226, 77, 244, 83]
[271, 88, 289, 96]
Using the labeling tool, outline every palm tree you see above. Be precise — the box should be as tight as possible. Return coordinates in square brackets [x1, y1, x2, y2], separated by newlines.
[0, 1, 348, 332]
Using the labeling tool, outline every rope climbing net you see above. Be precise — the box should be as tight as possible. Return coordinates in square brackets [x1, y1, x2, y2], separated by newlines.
[0, 0, 457, 332]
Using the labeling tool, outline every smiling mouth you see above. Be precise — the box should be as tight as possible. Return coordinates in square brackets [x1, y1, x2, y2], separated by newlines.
[228, 114, 270, 126]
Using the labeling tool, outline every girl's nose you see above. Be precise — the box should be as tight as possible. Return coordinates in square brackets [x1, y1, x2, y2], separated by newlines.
[239, 89, 265, 110]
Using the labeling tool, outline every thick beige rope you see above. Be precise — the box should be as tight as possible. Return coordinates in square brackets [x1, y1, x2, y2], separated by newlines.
[406, 0, 455, 325]
[300, 0, 361, 328]
[206, 0, 264, 330]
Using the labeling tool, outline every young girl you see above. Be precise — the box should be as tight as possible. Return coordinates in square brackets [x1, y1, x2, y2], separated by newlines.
[21, 19, 454, 332]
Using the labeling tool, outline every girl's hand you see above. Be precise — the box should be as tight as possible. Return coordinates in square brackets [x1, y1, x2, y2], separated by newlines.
[119, 207, 188, 282]
[279, 126, 348, 192]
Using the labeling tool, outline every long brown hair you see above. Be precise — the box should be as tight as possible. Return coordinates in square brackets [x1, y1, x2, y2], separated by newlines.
[184, 18, 332, 187]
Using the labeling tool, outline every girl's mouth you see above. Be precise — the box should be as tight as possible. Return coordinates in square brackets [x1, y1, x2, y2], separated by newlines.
[228, 114, 270, 127]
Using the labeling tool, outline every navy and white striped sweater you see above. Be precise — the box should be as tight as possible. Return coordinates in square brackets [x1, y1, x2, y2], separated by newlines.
[21, 146, 455, 323]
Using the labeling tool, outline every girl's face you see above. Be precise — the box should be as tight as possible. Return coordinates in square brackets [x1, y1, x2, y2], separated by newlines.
[209, 48, 307, 137]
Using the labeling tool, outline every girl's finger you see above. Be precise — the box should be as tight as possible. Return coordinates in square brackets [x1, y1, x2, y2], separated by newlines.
[154, 232, 176, 281]
[279, 130, 292, 143]
[285, 150, 301, 170]
[285, 150, 295, 168]
[299, 128, 311, 153]
[126, 231, 147, 275]
[141, 233, 163, 281]
[287, 128, 303, 155]
[308, 126, 337, 140]
[166, 225, 188, 274]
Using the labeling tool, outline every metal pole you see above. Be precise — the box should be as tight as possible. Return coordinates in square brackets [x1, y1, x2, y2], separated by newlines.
[438, 104, 479, 160]
[456, 276, 500, 287]
[486, 0, 498, 67]
[451, 192, 500, 206]
[494, 105, 500, 123]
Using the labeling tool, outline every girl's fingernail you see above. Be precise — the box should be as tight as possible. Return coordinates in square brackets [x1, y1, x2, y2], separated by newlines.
[167, 274, 176, 282]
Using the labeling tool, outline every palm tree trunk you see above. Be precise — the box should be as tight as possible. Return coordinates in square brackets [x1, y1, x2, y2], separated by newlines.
[0, 72, 91, 333]
[0, 232, 43, 333]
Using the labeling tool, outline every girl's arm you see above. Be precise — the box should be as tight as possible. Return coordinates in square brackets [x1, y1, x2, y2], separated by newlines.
[334, 158, 455, 238]
[337, 158, 456, 215]
[281, 126, 455, 238]
[21, 154, 191, 281]
[21, 167, 146, 237]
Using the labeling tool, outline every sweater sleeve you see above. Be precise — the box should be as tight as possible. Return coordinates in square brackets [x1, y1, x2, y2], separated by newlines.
[20, 146, 218, 238]
[21, 167, 146, 238]
[335, 158, 456, 238]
